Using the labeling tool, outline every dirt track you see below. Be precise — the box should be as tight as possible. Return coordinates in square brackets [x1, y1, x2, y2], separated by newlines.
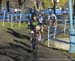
[0, 27, 74, 61]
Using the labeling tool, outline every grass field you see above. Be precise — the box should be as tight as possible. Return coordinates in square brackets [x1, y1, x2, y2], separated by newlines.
[0, 21, 30, 47]
[0, 22, 28, 29]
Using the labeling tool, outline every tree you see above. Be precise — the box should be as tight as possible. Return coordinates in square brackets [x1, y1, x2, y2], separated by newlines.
[42, 0, 68, 9]
[43, 0, 53, 8]
[0, 0, 2, 10]
[6, 0, 10, 12]
[59, 0, 67, 6]
[73, 1, 75, 15]
[18, 0, 26, 8]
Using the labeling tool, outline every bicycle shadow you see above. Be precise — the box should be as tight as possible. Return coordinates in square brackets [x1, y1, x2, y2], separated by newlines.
[7, 28, 30, 40]
[0, 39, 32, 61]
[0, 45, 31, 61]
[14, 39, 31, 49]
[8, 39, 32, 53]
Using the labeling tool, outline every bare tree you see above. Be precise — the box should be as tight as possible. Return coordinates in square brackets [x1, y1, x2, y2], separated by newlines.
[33, 0, 43, 11]
[0, 0, 2, 10]
[73, 1, 75, 15]
[18, 0, 26, 8]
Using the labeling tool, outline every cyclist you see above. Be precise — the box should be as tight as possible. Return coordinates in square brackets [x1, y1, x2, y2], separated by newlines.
[38, 14, 44, 32]
[50, 13, 57, 26]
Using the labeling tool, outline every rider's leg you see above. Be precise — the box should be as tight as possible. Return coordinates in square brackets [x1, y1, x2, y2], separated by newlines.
[37, 31, 41, 43]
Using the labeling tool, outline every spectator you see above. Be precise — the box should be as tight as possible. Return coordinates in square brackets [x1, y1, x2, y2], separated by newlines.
[49, 13, 57, 26]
